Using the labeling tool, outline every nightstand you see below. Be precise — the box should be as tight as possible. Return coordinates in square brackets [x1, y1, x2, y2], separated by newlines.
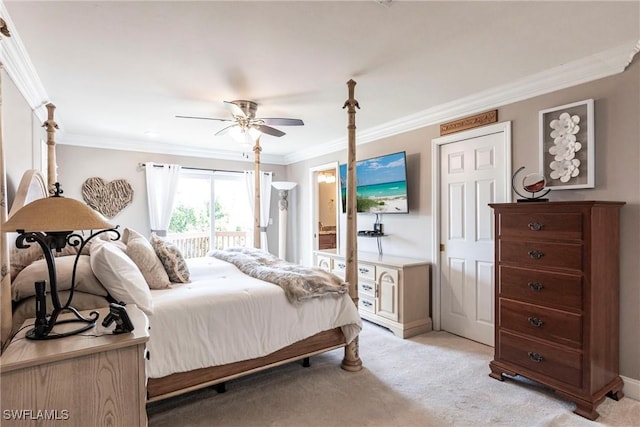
[0, 305, 150, 426]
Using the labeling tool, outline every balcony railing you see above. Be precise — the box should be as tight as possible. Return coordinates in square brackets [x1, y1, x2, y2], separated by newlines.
[167, 231, 247, 258]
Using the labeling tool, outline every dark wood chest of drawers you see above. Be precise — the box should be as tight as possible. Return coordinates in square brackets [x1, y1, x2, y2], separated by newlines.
[489, 201, 624, 420]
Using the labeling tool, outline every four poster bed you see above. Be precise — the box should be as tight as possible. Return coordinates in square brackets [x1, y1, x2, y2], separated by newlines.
[0, 79, 363, 402]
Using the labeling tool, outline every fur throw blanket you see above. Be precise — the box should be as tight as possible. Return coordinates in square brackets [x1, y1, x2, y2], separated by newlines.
[208, 247, 348, 304]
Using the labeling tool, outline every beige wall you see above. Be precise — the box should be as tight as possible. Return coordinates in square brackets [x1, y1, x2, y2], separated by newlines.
[287, 126, 437, 266]
[287, 59, 640, 380]
[2, 69, 40, 204]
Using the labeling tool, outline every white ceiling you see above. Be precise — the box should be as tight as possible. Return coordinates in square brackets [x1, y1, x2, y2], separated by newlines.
[2, 1, 639, 164]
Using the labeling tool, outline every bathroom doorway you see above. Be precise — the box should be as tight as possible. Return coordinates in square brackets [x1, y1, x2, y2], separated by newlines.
[309, 162, 340, 254]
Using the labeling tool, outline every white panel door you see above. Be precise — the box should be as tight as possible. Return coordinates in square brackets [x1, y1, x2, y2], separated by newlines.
[439, 130, 507, 346]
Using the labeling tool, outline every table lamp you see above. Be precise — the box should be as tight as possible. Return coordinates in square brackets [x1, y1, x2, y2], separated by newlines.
[2, 183, 118, 340]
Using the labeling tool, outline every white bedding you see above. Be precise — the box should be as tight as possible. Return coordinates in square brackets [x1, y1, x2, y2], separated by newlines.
[146, 256, 362, 379]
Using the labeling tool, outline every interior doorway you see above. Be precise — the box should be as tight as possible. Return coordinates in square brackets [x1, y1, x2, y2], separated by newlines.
[309, 162, 340, 256]
[431, 121, 512, 346]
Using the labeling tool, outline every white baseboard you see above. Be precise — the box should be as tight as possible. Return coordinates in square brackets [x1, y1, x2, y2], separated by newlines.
[622, 375, 640, 401]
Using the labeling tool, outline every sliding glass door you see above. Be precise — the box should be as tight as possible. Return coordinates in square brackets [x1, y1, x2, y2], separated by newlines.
[168, 170, 252, 257]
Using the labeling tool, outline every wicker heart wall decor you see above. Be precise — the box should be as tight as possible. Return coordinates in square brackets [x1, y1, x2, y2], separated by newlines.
[81, 177, 133, 218]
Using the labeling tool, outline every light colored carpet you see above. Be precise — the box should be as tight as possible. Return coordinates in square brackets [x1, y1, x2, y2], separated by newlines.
[147, 321, 639, 427]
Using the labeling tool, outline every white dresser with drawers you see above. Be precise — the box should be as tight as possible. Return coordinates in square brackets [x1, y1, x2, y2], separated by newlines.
[315, 250, 431, 338]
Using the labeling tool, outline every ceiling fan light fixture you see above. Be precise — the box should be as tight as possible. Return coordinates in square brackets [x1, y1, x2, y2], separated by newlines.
[248, 126, 262, 140]
[178, 99, 303, 141]
[229, 124, 261, 144]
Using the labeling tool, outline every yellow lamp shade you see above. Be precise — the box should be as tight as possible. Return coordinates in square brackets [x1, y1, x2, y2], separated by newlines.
[2, 196, 114, 233]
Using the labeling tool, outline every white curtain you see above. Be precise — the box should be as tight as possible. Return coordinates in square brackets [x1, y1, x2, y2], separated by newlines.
[145, 162, 181, 236]
[244, 170, 273, 251]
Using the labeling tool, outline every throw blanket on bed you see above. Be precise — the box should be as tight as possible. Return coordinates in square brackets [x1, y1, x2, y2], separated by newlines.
[208, 247, 348, 303]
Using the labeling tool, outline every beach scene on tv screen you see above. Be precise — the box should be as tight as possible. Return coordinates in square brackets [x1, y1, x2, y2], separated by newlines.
[340, 152, 408, 214]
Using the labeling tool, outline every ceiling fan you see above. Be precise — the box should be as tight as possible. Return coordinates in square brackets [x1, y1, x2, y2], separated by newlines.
[176, 100, 304, 141]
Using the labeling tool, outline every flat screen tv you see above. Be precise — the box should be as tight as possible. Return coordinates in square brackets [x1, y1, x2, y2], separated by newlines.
[340, 151, 409, 214]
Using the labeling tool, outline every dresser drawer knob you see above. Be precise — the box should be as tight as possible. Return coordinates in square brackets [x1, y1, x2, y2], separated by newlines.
[528, 222, 544, 231]
[528, 282, 544, 292]
[362, 300, 373, 308]
[527, 352, 544, 363]
[359, 267, 370, 274]
[528, 250, 544, 260]
[362, 284, 373, 292]
[528, 316, 544, 327]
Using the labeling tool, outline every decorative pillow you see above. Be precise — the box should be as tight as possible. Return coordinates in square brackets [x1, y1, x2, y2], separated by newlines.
[122, 227, 145, 243]
[150, 233, 190, 283]
[12, 255, 107, 301]
[89, 241, 154, 314]
[122, 228, 171, 289]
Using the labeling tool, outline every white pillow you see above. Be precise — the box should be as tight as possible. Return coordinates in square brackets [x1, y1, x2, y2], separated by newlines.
[122, 228, 171, 289]
[89, 241, 154, 314]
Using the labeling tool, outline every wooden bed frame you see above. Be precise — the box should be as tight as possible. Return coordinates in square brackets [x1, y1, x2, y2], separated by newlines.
[0, 56, 363, 400]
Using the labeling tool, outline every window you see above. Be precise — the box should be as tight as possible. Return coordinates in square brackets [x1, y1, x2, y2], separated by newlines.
[168, 170, 252, 258]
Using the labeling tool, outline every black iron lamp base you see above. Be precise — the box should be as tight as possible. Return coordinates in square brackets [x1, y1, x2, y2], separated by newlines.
[26, 307, 99, 340]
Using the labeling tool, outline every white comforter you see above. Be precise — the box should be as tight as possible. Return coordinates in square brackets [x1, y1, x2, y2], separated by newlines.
[146, 257, 362, 379]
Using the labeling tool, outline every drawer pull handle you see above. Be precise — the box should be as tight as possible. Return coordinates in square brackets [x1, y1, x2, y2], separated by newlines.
[362, 300, 373, 308]
[362, 284, 373, 291]
[528, 250, 544, 260]
[527, 352, 544, 363]
[359, 267, 370, 274]
[528, 222, 544, 231]
[528, 317, 544, 327]
[528, 282, 544, 292]
[337, 263, 345, 269]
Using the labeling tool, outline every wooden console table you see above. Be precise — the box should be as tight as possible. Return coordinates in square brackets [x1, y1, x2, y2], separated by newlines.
[315, 250, 431, 338]
[0, 305, 149, 426]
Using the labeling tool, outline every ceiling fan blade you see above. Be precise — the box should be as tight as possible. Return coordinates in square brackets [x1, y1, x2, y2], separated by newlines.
[214, 124, 236, 136]
[260, 118, 304, 126]
[255, 124, 286, 137]
[175, 115, 231, 122]
[224, 101, 247, 119]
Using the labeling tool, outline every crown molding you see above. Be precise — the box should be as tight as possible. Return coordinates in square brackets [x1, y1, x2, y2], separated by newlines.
[60, 133, 287, 165]
[0, 1, 49, 122]
[284, 39, 640, 165]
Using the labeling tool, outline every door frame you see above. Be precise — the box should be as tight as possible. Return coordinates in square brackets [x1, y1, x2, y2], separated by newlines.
[308, 162, 340, 263]
[430, 121, 512, 331]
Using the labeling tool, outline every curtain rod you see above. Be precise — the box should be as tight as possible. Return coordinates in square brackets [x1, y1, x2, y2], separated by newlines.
[137, 163, 246, 175]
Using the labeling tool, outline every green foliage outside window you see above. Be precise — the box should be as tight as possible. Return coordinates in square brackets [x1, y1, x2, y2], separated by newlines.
[169, 200, 229, 233]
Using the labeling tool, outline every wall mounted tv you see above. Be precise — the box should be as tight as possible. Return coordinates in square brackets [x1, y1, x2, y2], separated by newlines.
[340, 151, 409, 214]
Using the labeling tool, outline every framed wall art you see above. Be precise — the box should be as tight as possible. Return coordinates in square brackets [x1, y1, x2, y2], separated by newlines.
[539, 99, 594, 190]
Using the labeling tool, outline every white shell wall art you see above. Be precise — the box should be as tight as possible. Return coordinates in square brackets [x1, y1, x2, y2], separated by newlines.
[548, 112, 582, 183]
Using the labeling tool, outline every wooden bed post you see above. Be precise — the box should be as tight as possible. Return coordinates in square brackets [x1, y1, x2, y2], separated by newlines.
[253, 136, 262, 249]
[341, 79, 362, 371]
[0, 19, 11, 352]
[43, 103, 58, 195]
